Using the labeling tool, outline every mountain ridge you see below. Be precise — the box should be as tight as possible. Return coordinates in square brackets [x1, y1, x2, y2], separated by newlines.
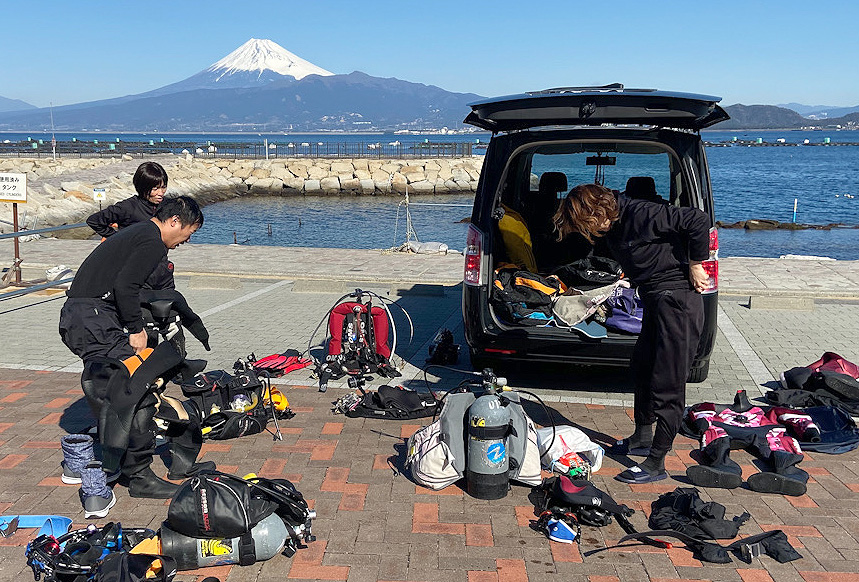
[0, 95, 37, 113]
[0, 39, 481, 132]
[1, 39, 857, 132]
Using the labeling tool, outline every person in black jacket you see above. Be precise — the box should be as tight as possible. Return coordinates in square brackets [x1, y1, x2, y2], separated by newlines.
[60, 196, 213, 498]
[86, 161, 174, 290]
[553, 183, 710, 484]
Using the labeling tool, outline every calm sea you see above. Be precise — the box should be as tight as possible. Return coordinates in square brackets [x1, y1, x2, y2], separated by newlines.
[4, 129, 858, 259]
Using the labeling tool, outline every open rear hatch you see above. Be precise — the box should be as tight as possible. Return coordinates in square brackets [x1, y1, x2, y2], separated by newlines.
[464, 84, 729, 132]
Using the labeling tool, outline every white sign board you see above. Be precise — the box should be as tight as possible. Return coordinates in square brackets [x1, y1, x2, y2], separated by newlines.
[0, 172, 26, 203]
[93, 188, 107, 202]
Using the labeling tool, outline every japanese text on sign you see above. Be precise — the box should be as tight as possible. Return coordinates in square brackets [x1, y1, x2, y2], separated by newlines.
[0, 173, 27, 203]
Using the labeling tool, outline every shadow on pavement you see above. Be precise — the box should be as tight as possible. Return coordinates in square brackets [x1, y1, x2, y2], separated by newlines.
[58, 396, 96, 434]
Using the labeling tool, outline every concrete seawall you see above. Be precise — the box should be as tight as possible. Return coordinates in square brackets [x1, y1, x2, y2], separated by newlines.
[0, 155, 483, 230]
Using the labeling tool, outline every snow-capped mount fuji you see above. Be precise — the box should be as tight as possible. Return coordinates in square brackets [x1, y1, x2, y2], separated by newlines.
[147, 38, 333, 94]
[208, 38, 333, 81]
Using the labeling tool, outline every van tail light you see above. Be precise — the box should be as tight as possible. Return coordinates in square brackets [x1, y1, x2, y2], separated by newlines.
[701, 226, 718, 294]
[464, 224, 483, 286]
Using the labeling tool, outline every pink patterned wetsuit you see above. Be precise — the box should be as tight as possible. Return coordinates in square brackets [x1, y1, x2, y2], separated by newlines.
[686, 401, 820, 490]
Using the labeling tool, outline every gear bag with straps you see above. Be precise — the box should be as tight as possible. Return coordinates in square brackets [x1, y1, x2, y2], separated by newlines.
[166, 471, 314, 563]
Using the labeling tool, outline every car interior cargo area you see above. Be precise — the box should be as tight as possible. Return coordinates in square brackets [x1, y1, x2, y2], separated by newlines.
[488, 139, 683, 339]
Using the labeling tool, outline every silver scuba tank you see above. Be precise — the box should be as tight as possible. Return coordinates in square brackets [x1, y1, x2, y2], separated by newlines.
[160, 513, 289, 569]
[465, 373, 512, 500]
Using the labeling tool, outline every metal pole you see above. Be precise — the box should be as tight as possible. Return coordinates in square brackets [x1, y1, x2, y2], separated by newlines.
[12, 203, 21, 284]
[50, 102, 57, 161]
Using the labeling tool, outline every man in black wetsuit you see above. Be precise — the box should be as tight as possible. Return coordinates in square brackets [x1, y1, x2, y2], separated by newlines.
[553, 183, 710, 484]
[60, 195, 212, 498]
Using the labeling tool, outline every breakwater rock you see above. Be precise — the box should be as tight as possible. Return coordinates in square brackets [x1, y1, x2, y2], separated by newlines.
[716, 219, 859, 230]
[0, 154, 484, 230]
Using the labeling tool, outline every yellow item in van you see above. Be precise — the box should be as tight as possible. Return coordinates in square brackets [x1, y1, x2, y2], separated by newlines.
[497, 204, 537, 272]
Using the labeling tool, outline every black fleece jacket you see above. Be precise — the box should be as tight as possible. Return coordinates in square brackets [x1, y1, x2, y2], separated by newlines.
[67, 221, 166, 333]
[604, 195, 711, 292]
[86, 195, 158, 237]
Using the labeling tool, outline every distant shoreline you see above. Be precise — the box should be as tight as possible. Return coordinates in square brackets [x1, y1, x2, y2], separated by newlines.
[0, 130, 493, 137]
[702, 128, 859, 133]
[2, 128, 856, 137]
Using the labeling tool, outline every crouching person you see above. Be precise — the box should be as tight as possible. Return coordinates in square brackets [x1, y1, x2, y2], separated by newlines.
[59, 195, 215, 500]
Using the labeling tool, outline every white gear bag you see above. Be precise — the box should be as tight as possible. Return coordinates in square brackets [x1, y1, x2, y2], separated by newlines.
[406, 391, 543, 490]
[536, 425, 605, 472]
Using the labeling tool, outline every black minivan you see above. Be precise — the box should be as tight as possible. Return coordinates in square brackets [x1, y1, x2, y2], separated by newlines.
[462, 85, 728, 382]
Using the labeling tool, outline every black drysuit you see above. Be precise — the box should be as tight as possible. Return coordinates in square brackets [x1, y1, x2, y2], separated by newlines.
[87, 196, 174, 290]
[604, 195, 710, 458]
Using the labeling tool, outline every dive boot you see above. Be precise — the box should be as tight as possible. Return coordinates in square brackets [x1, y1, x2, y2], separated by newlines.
[127, 467, 180, 499]
[167, 444, 216, 480]
[689, 430, 743, 489]
[609, 423, 653, 457]
[686, 464, 743, 489]
[746, 465, 809, 497]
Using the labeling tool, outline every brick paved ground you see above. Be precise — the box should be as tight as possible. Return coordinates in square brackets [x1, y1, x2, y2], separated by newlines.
[1, 363, 858, 581]
[1, 253, 858, 580]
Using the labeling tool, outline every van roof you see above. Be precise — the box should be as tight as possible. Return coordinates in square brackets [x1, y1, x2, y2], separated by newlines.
[464, 84, 730, 132]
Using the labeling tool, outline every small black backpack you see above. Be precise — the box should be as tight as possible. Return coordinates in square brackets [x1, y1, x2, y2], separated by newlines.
[334, 385, 441, 420]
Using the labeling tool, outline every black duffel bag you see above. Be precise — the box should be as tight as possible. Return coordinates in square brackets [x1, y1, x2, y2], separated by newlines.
[167, 471, 313, 542]
[552, 256, 623, 290]
[167, 471, 278, 539]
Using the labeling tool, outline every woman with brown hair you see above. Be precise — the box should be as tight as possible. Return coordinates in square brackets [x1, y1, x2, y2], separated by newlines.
[553, 183, 710, 484]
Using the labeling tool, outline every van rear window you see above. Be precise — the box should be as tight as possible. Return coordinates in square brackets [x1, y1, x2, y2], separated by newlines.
[529, 150, 672, 200]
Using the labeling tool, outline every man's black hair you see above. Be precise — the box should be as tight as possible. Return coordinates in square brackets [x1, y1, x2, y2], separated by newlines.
[154, 195, 204, 228]
[132, 161, 168, 198]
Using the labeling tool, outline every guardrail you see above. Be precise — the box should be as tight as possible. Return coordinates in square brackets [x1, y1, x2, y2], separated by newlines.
[0, 278, 74, 301]
[0, 223, 87, 240]
[0, 222, 85, 300]
[0, 140, 479, 159]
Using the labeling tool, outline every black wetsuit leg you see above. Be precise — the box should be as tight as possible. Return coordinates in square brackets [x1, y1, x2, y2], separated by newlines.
[638, 287, 704, 457]
[122, 393, 158, 478]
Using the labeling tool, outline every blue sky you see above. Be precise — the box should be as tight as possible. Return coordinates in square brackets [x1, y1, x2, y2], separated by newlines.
[1, 0, 857, 108]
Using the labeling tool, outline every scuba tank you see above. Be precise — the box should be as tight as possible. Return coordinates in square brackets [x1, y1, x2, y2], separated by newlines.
[465, 370, 512, 500]
[160, 513, 288, 569]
